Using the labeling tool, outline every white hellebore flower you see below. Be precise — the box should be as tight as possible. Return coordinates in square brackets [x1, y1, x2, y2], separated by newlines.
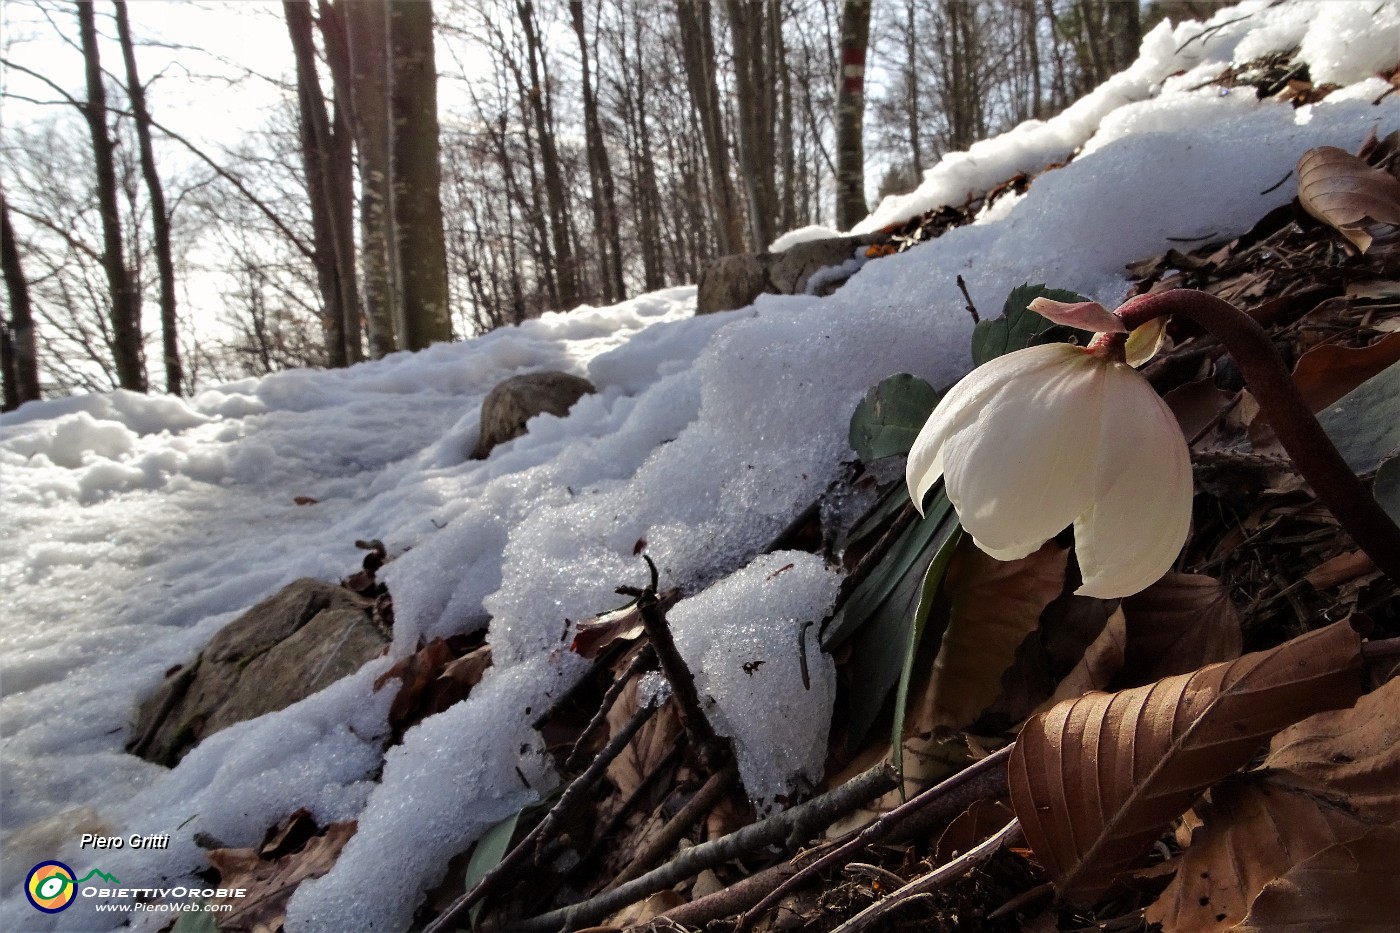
[906, 298, 1190, 598]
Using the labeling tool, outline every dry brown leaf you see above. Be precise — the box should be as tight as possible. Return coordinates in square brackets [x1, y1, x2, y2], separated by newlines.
[605, 676, 682, 799]
[1117, 573, 1243, 688]
[1235, 824, 1400, 932]
[1290, 332, 1400, 413]
[1147, 775, 1372, 932]
[571, 590, 681, 659]
[927, 538, 1068, 729]
[1165, 378, 1232, 443]
[934, 799, 1015, 864]
[604, 890, 685, 926]
[207, 821, 357, 932]
[1298, 146, 1400, 252]
[973, 590, 1120, 734]
[1263, 673, 1400, 823]
[1304, 549, 1377, 589]
[1035, 607, 1126, 711]
[1007, 621, 1364, 903]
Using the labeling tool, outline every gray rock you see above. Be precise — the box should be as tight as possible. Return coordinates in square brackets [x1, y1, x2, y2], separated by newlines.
[471, 371, 596, 459]
[129, 579, 387, 765]
[695, 233, 887, 314]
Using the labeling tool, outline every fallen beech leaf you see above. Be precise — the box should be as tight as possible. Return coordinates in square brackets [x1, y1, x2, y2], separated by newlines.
[1290, 332, 1400, 413]
[1117, 573, 1243, 688]
[571, 590, 680, 659]
[1147, 775, 1372, 932]
[1008, 621, 1364, 902]
[1304, 549, 1377, 589]
[604, 675, 682, 799]
[935, 799, 1015, 864]
[207, 821, 356, 932]
[1035, 608, 1126, 711]
[928, 539, 1068, 729]
[1298, 146, 1400, 252]
[1235, 825, 1400, 933]
[1264, 673, 1400, 823]
[973, 589, 1120, 734]
[1164, 378, 1232, 443]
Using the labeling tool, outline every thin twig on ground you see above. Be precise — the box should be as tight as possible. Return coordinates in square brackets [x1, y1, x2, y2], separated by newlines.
[607, 761, 740, 890]
[502, 761, 899, 933]
[565, 646, 657, 771]
[634, 555, 727, 769]
[828, 819, 1024, 933]
[738, 744, 1012, 931]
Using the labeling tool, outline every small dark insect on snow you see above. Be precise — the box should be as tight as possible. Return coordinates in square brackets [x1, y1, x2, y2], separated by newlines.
[766, 562, 795, 580]
[743, 660, 766, 675]
[633, 538, 647, 555]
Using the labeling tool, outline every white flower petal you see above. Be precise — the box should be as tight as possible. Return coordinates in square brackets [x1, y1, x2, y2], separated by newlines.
[942, 346, 1102, 557]
[905, 344, 1074, 514]
[1073, 364, 1193, 597]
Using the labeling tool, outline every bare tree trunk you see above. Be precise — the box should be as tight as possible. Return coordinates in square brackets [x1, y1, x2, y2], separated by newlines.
[904, 0, 923, 176]
[339, 0, 396, 358]
[113, 0, 180, 394]
[834, 0, 870, 229]
[1106, 0, 1139, 72]
[516, 0, 579, 310]
[676, 0, 745, 254]
[389, 0, 453, 347]
[725, 0, 779, 248]
[78, 0, 145, 391]
[1, 191, 42, 409]
[776, 3, 796, 232]
[285, 0, 358, 367]
[1024, 0, 1043, 118]
[570, 0, 625, 303]
[326, 12, 362, 362]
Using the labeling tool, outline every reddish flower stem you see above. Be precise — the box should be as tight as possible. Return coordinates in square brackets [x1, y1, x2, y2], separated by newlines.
[1116, 289, 1400, 583]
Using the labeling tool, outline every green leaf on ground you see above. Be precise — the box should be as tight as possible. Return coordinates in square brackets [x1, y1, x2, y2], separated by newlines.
[1317, 361, 1400, 474]
[848, 373, 941, 462]
[1373, 456, 1400, 525]
[462, 810, 522, 927]
[170, 906, 218, 933]
[971, 284, 1091, 366]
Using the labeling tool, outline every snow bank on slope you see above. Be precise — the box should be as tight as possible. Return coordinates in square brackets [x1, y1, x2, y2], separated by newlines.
[2, 2, 1397, 930]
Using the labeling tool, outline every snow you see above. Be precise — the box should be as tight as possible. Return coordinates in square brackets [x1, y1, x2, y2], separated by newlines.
[2, 2, 1397, 929]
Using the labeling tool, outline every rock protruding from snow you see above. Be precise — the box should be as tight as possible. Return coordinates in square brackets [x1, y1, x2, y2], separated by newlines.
[129, 579, 387, 765]
[695, 233, 883, 314]
[471, 371, 597, 459]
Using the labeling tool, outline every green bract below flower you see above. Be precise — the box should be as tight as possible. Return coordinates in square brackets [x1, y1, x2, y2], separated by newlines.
[906, 302, 1191, 598]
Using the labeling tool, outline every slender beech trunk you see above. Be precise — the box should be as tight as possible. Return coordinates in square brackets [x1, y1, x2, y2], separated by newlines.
[725, 0, 779, 248]
[2, 191, 42, 408]
[113, 0, 180, 394]
[1106, 0, 1139, 73]
[78, 1, 145, 391]
[337, 0, 398, 358]
[834, 0, 870, 229]
[676, 0, 745, 254]
[285, 0, 356, 367]
[570, 0, 625, 303]
[516, 1, 578, 310]
[389, 0, 452, 346]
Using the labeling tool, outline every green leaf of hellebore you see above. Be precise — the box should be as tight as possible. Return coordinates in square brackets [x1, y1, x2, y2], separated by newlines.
[828, 486, 961, 755]
[1373, 456, 1400, 526]
[891, 527, 963, 785]
[1316, 360, 1400, 475]
[848, 373, 942, 462]
[971, 283, 1091, 367]
[170, 906, 219, 933]
[462, 810, 522, 928]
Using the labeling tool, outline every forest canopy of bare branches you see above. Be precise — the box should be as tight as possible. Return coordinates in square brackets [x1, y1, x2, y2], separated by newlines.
[0, 0, 1221, 405]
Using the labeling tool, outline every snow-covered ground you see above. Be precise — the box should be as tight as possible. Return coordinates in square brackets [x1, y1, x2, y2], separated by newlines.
[3, 2, 1397, 929]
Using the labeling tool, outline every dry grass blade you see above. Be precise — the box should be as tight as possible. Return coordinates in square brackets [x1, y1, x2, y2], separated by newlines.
[1297, 146, 1400, 253]
[1007, 621, 1364, 902]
